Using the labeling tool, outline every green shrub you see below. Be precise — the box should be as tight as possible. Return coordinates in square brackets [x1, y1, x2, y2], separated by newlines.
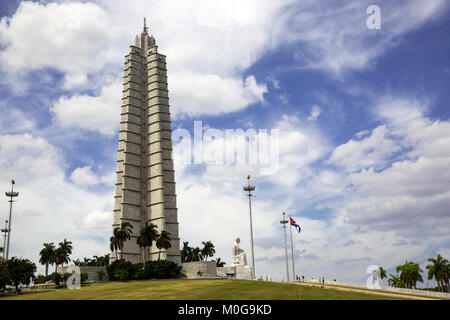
[144, 260, 182, 279]
[50, 272, 62, 286]
[132, 263, 145, 280]
[106, 259, 182, 281]
[144, 261, 156, 279]
[115, 269, 129, 281]
[34, 274, 52, 284]
[3, 257, 36, 293]
[62, 272, 72, 282]
[96, 269, 106, 281]
[106, 259, 134, 281]
[0, 261, 8, 289]
[81, 272, 88, 282]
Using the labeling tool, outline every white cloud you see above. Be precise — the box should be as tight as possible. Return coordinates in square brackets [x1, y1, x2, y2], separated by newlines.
[82, 210, 112, 232]
[0, 1, 445, 83]
[51, 79, 121, 135]
[308, 104, 321, 121]
[331, 98, 450, 238]
[71, 166, 115, 187]
[0, 0, 284, 118]
[0, 1, 123, 89]
[1, 0, 445, 133]
[71, 166, 99, 186]
[0, 103, 35, 134]
[284, 0, 447, 75]
[171, 73, 267, 117]
[375, 96, 428, 126]
[328, 125, 401, 172]
[63, 73, 88, 90]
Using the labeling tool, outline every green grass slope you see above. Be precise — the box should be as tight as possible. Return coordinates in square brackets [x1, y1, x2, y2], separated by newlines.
[1, 279, 409, 300]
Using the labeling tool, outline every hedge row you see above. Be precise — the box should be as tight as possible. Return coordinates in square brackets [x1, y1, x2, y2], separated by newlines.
[106, 259, 183, 281]
[34, 272, 88, 285]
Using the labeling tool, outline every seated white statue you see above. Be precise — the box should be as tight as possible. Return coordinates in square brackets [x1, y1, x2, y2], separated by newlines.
[231, 237, 248, 267]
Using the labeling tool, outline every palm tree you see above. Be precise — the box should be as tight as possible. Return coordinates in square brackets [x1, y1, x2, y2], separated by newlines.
[95, 254, 110, 266]
[53, 247, 65, 273]
[96, 269, 106, 281]
[378, 266, 387, 283]
[426, 254, 448, 292]
[119, 221, 133, 240]
[110, 222, 134, 260]
[396, 260, 423, 289]
[388, 274, 400, 287]
[136, 223, 159, 262]
[155, 230, 172, 260]
[181, 241, 192, 263]
[444, 262, 450, 293]
[201, 241, 215, 261]
[39, 242, 55, 277]
[102, 254, 110, 266]
[58, 238, 73, 266]
[214, 257, 226, 267]
[410, 262, 424, 289]
[110, 228, 124, 260]
[191, 247, 203, 262]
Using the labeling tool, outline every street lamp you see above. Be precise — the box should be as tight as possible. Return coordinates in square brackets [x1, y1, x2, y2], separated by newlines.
[5, 180, 19, 260]
[243, 175, 256, 280]
[280, 212, 289, 282]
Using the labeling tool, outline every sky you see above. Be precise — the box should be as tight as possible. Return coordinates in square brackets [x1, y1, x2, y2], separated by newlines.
[0, 0, 449, 286]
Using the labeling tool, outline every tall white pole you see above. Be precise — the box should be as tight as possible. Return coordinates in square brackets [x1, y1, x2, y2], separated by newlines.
[243, 175, 256, 279]
[280, 212, 289, 282]
[289, 216, 295, 281]
[5, 180, 18, 260]
[248, 188, 255, 279]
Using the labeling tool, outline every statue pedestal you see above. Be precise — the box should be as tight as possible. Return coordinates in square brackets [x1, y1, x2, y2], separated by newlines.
[234, 265, 253, 280]
[217, 265, 253, 280]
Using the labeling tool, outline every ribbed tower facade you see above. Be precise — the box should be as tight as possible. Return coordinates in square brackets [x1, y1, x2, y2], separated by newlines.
[112, 19, 180, 264]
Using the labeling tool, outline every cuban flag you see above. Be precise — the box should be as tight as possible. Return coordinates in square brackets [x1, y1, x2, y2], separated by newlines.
[290, 217, 301, 234]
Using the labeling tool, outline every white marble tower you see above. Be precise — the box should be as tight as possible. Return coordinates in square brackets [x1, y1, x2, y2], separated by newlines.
[112, 18, 180, 264]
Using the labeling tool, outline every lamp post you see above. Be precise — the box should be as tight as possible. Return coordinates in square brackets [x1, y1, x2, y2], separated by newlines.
[243, 175, 256, 280]
[280, 212, 289, 282]
[5, 180, 19, 260]
[1, 220, 7, 260]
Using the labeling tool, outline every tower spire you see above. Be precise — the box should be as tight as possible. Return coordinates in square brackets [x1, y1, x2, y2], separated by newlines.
[143, 17, 148, 33]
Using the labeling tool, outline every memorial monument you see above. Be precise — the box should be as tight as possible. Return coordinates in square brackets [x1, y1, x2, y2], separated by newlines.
[216, 237, 253, 279]
[231, 237, 248, 266]
[111, 18, 180, 264]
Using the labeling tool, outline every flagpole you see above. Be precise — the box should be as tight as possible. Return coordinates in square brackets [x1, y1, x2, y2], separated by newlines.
[289, 216, 295, 281]
[280, 212, 289, 282]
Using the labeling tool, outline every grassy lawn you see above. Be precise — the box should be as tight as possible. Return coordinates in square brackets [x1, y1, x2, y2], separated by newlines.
[0, 279, 409, 300]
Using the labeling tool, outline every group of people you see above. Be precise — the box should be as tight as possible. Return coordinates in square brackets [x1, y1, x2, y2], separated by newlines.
[295, 275, 305, 282]
[294, 276, 337, 283]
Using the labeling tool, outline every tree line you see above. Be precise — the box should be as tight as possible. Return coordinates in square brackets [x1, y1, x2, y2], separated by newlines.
[379, 254, 449, 292]
[181, 241, 226, 267]
[110, 222, 172, 261]
[73, 255, 110, 267]
[38, 238, 73, 276]
[0, 238, 73, 294]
